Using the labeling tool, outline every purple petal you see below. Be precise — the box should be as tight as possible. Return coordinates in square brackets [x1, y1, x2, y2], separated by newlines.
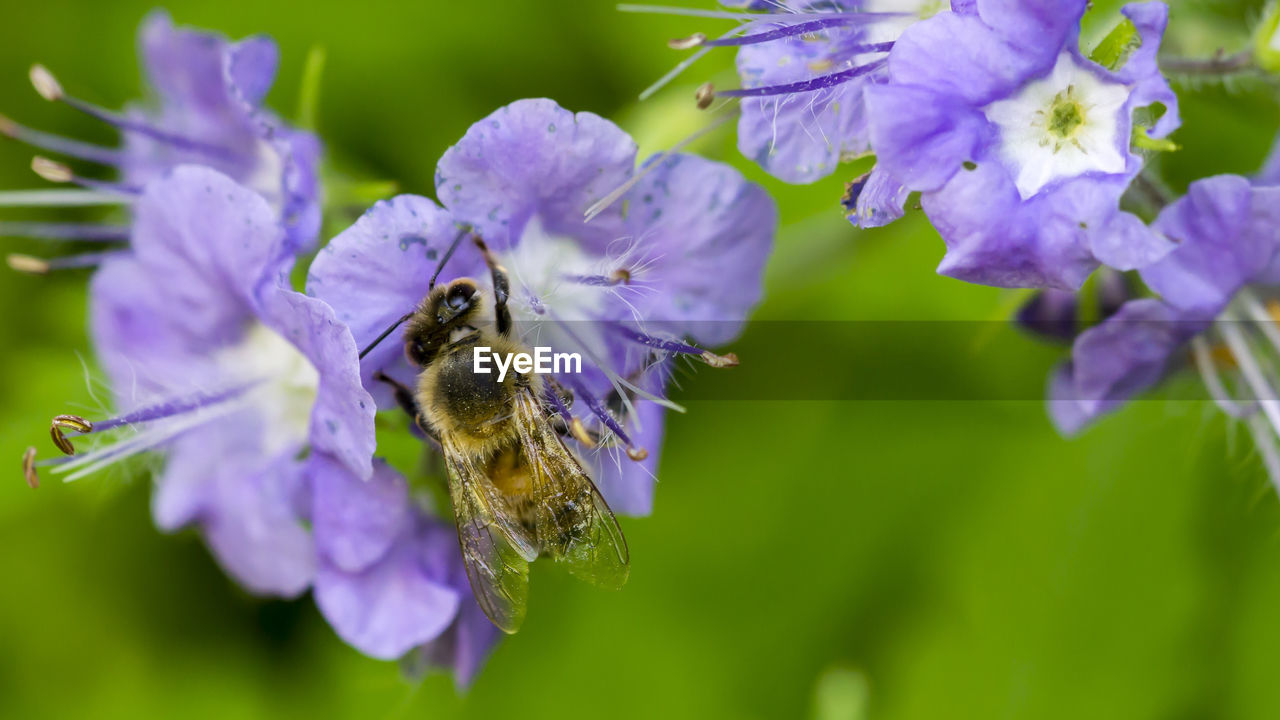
[313, 457, 410, 573]
[926, 158, 1099, 289]
[129, 165, 288, 346]
[435, 99, 637, 248]
[257, 286, 377, 481]
[1064, 298, 1197, 417]
[974, 0, 1085, 56]
[886, 11, 1050, 106]
[1116, 3, 1179, 139]
[157, 435, 314, 598]
[1142, 175, 1280, 314]
[622, 153, 775, 345]
[734, 28, 873, 183]
[849, 167, 910, 228]
[314, 518, 461, 661]
[865, 84, 989, 192]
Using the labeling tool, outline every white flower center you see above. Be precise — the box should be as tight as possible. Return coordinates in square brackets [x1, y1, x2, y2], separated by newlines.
[217, 322, 320, 454]
[983, 53, 1131, 199]
[500, 216, 623, 365]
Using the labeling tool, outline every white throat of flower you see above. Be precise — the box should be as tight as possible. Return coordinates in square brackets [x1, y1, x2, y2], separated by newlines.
[983, 53, 1130, 199]
[216, 323, 320, 455]
[499, 216, 640, 374]
[243, 138, 287, 215]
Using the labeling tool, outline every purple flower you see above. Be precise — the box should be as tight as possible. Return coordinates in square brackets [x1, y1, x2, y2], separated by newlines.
[657, 1, 944, 188]
[311, 457, 497, 682]
[37, 165, 373, 597]
[1050, 176, 1280, 444]
[0, 10, 320, 254]
[863, 1, 1179, 289]
[310, 97, 775, 516]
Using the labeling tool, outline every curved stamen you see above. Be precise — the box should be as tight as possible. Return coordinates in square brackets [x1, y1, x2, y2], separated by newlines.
[543, 385, 598, 448]
[32, 156, 141, 196]
[0, 221, 129, 242]
[50, 414, 93, 455]
[564, 269, 633, 287]
[7, 249, 126, 274]
[0, 112, 125, 166]
[22, 447, 39, 489]
[30, 65, 236, 160]
[716, 58, 887, 99]
[613, 326, 739, 367]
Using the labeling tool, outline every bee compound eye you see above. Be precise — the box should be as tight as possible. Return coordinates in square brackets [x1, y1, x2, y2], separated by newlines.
[446, 283, 475, 310]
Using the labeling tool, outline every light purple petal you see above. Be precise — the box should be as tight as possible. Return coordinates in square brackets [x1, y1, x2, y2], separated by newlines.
[257, 286, 376, 480]
[314, 519, 461, 661]
[129, 165, 288, 346]
[886, 11, 1050, 106]
[1060, 298, 1198, 419]
[313, 457, 410, 573]
[435, 99, 637, 248]
[1142, 175, 1280, 314]
[734, 28, 873, 183]
[1116, 3, 1179, 139]
[865, 84, 989, 192]
[926, 158, 1099, 289]
[848, 167, 910, 228]
[974, 0, 1085, 56]
[1087, 207, 1174, 271]
[623, 153, 775, 345]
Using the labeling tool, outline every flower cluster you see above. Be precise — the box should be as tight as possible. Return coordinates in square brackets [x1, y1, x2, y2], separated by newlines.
[9, 13, 773, 685]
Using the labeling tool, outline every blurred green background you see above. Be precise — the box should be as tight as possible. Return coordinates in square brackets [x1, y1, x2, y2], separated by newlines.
[2, 1, 1280, 718]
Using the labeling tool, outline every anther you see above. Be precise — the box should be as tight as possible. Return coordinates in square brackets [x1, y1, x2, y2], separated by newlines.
[570, 418, 597, 448]
[626, 446, 649, 462]
[32, 156, 73, 183]
[50, 414, 93, 455]
[22, 447, 39, 489]
[695, 82, 715, 110]
[668, 33, 706, 50]
[700, 351, 739, 368]
[7, 254, 49, 274]
[29, 64, 64, 102]
[610, 268, 632, 285]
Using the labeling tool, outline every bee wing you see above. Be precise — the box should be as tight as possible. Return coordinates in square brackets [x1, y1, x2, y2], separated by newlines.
[443, 442, 533, 634]
[512, 390, 630, 590]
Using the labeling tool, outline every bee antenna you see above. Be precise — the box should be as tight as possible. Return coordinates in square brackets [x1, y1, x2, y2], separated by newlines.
[358, 311, 413, 360]
[429, 225, 474, 290]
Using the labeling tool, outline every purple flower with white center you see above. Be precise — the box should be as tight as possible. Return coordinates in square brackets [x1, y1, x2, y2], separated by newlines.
[31, 165, 373, 597]
[862, 0, 1180, 289]
[311, 456, 497, 681]
[1050, 175, 1280, 480]
[0, 10, 320, 265]
[309, 97, 775, 517]
[640, 1, 945, 190]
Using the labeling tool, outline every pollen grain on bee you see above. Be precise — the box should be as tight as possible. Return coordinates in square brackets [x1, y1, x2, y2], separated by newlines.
[472, 346, 582, 382]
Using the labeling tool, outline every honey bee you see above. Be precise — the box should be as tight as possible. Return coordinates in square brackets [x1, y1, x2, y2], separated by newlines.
[365, 233, 628, 634]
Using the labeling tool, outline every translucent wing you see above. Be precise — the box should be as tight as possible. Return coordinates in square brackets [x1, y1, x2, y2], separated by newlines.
[512, 390, 630, 589]
[442, 442, 533, 634]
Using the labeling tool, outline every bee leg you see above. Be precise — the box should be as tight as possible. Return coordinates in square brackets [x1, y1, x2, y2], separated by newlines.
[373, 370, 423, 421]
[473, 236, 512, 337]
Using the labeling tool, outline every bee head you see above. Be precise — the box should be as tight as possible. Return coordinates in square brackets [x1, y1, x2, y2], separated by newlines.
[404, 278, 483, 366]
